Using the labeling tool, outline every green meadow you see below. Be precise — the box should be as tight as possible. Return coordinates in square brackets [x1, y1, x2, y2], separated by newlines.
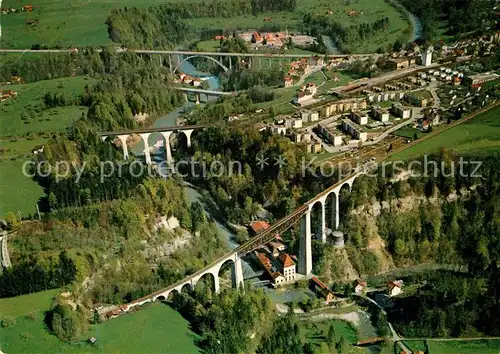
[0, 290, 199, 354]
[392, 106, 500, 159]
[2, 0, 411, 53]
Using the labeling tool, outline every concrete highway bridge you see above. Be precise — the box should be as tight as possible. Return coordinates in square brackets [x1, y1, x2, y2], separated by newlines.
[172, 86, 233, 104]
[119, 170, 363, 312]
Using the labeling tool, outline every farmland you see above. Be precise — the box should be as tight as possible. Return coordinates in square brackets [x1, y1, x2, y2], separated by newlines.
[0, 76, 95, 137]
[392, 105, 500, 159]
[1, 0, 411, 53]
[0, 290, 199, 354]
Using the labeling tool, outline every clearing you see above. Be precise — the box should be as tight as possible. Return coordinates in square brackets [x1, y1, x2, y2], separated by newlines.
[0, 76, 95, 137]
[0, 158, 45, 217]
[391, 105, 500, 159]
[0, 291, 199, 354]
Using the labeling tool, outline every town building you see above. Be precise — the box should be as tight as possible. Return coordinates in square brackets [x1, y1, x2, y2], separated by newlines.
[305, 140, 323, 153]
[354, 279, 367, 295]
[271, 125, 287, 135]
[350, 111, 368, 125]
[284, 76, 294, 88]
[291, 132, 312, 143]
[463, 72, 500, 88]
[391, 103, 411, 119]
[388, 280, 403, 297]
[404, 93, 429, 107]
[301, 110, 319, 123]
[341, 119, 368, 142]
[310, 277, 335, 302]
[318, 98, 367, 117]
[256, 252, 285, 287]
[387, 57, 416, 70]
[279, 253, 296, 282]
[371, 106, 390, 122]
[249, 221, 270, 235]
[421, 45, 433, 66]
[316, 124, 343, 146]
[285, 118, 303, 129]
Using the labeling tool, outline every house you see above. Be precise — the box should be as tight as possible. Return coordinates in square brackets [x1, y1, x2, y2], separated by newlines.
[192, 79, 202, 87]
[279, 253, 296, 282]
[88, 337, 97, 344]
[22, 5, 33, 11]
[213, 35, 225, 40]
[305, 141, 323, 154]
[269, 241, 286, 251]
[354, 279, 367, 295]
[310, 276, 335, 302]
[105, 307, 122, 320]
[249, 221, 270, 235]
[388, 58, 414, 70]
[405, 93, 428, 107]
[284, 76, 294, 88]
[388, 280, 403, 297]
[391, 103, 411, 119]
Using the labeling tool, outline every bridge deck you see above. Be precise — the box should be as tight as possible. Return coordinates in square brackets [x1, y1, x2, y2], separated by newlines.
[100, 125, 205, 136]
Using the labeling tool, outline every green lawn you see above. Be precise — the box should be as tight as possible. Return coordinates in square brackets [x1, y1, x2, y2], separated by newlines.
[394, 127, 427, 140]
[0, 76, 95, 136]
[0, 289, 59, 318]
[0, 138, 47, 158]
[1, 0, 411, 53]
[0, 290, 199, 354]
[392, 106, 500, 160]
[427, 340, 500, 354]
[0, 158, 45, 217]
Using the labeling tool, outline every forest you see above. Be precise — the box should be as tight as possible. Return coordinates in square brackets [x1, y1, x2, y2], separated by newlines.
[106, 0, 297, 49]
[301, 15, 391, 53]
[399, 0, 496, 42]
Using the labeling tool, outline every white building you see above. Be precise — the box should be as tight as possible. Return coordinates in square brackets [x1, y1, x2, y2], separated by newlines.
[301, 110, 319, 123]
[271, 125, 287, 135]
[341, 119, 367, 142]
[422, 45, 433, 66]
[285, 118, 303, 129]
[279, 253, 296, 282]
[372, 106, 390, 122]
[391, 103, 411, 119]
[351, 111, 368, 125]
[388, 280, 403, 297]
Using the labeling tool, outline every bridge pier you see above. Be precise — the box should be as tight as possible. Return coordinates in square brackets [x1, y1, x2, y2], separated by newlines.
[139, 133, 152, 164]
[298, 211, 312, 275]
[160, 132, 173, 163]
[117, 134, 130, 160]
[233, 255, 244, 290]
[195, 93, 200, 105]
[183, 92, 188, 103]
[182, 129, 194, 148]
[320, 200, 327, 243]
[169, 55, 173, 73]
[229, 57, 232, 70]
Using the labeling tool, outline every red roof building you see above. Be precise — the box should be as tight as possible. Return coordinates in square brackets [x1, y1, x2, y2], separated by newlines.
[250, 220, 270, 235]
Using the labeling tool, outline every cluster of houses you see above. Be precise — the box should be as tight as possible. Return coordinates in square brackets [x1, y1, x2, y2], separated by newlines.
[353, 279, 403, 297]
[234, 31, 316, 50]
[251, 221, 298, 287]
[0, 90, 18, 102]
[1, 4, 32, 14]
[174, 73, 203, 87]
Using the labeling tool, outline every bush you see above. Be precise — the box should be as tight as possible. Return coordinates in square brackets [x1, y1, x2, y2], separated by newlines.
[2, 316, 16, 328]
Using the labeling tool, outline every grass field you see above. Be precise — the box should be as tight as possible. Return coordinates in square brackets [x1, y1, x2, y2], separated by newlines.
[392, 106, 500, 159]
[0, 76, 94, 137]
[0, 158, 45, 217]
[427, 340, 500, 353]
[0, 138, 47, 158]
[0, 290, 199, 354]
[2, 0, 411, 53]
[394, 127, 427, 140]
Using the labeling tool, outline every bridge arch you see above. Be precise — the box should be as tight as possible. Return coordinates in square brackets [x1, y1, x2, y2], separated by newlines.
[173, 55, 229, 74]
[194, 272, 217, 294]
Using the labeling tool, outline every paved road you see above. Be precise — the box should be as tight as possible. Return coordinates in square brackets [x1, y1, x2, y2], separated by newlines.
[1, 231, 11, 268]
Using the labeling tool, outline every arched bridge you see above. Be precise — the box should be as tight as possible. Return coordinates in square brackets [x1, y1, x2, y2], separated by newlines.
[172, 54, 229, 73]
[120, 171, 364, 312]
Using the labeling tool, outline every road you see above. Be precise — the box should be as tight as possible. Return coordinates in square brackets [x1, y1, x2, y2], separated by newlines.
[0, 231, 11, 268]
